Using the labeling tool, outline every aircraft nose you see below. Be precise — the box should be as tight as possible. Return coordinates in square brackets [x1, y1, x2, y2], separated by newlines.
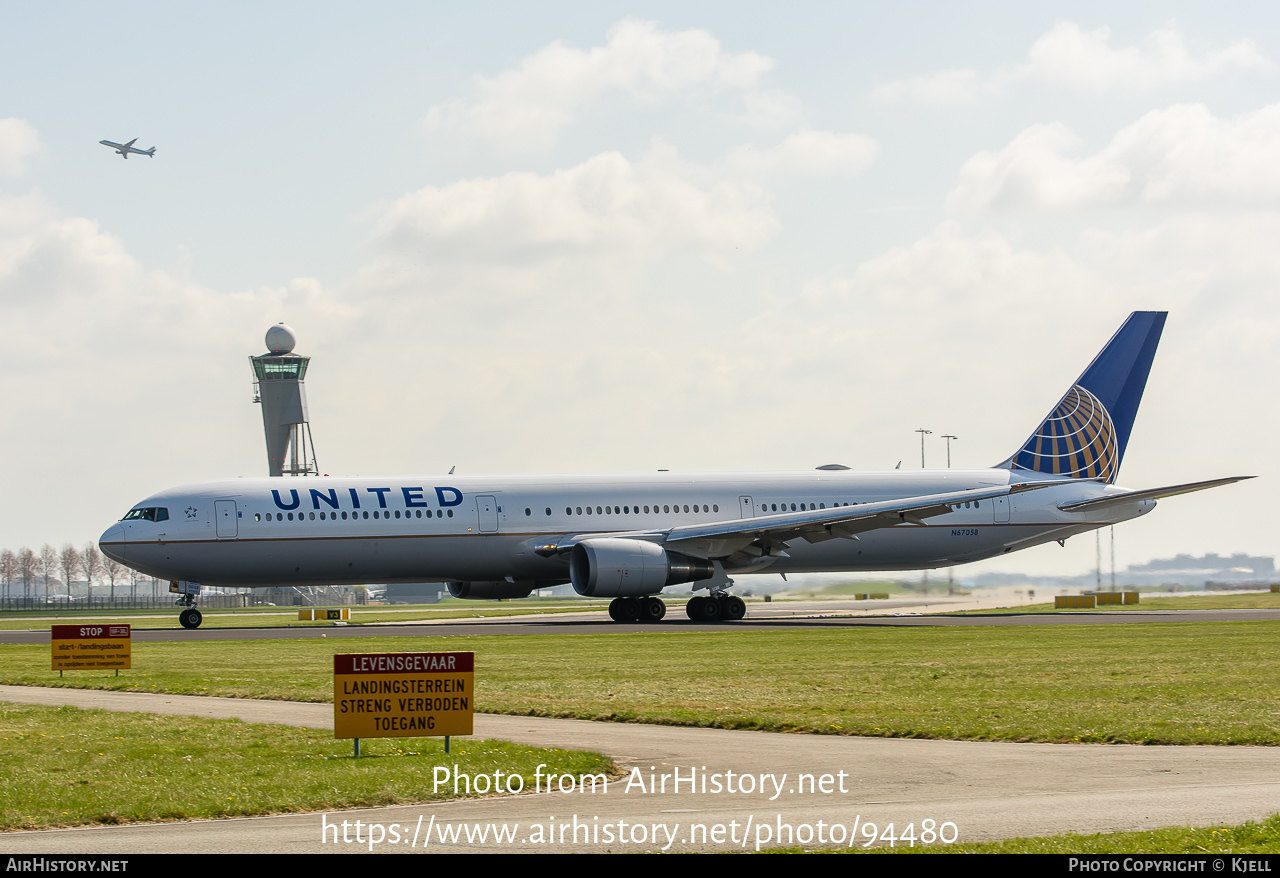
[99, 524, 126, 562]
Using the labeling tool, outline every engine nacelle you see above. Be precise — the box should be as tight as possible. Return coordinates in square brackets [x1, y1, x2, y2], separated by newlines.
[569, 538, 715, 597]
[447, 580, 538, 600]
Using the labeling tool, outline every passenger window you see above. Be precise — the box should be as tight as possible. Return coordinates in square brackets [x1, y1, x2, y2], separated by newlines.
[254, 513, 261, 521]
[546, 507, 552, 516]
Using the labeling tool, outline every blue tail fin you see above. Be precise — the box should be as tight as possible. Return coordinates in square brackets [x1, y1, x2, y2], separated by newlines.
[1003, 311, 1166, 482]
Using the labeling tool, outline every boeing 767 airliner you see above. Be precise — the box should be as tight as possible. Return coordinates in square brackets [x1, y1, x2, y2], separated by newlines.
[100, 312, 1248, 628]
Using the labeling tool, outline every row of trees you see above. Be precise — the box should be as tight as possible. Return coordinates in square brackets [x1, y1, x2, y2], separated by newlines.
[0, 544, 154, 601]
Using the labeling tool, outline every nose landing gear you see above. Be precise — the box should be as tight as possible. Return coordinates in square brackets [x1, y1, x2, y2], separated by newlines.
[172, 581, 204, 629]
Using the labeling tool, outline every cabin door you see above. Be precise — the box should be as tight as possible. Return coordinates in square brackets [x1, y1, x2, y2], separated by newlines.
[214, 500, 239, 539]
[476, 495, 499, 533]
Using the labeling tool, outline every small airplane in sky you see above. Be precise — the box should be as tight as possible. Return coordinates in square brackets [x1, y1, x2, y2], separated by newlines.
[99, 138, 156, 159]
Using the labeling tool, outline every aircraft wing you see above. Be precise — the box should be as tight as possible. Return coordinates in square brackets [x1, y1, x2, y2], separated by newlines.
[1056, 476, 1253, 512]
[662, 481, 1060, 559]
[535, 481, 1063, 561]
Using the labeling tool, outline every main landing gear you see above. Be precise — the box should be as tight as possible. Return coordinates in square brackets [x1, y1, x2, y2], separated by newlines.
[608, 596, 667, 622]
[685, 594, 746, 622]
[605, 593, 747, 622]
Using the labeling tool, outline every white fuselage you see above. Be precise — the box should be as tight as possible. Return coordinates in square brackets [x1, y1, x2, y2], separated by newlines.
[98, 468, 1153, 590]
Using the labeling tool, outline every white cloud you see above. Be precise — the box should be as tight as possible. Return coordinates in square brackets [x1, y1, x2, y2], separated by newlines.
[725, 130, 879, 177]
[365, 145, 779, 277]
[425, 19, 775, 151]
[1019, 22, 1271, 93]
[950, 103, 1280, 212]
[874, 22, 1271, 103]
[0, 119, 40, 175]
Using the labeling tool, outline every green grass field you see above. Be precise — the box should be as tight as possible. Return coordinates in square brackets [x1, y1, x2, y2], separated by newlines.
[3, 621, 1278, 745]
[954, 591, 1280, 614]
[0, 702, 613, 831]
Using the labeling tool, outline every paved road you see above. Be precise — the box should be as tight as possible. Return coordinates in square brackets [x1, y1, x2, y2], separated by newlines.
[1, 686, 1277, 853]
[1, 606, 1276, 645]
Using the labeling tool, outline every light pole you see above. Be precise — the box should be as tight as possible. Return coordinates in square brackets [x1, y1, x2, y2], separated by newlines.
[915, 428, 932, 468]
[941, 434, 957, 468]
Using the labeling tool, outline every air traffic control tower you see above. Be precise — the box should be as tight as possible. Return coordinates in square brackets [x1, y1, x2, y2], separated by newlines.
[250, 324, 319, 477]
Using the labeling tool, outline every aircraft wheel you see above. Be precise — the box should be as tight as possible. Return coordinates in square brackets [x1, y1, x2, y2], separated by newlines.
[179, 608, 203, 629]
[640, 597, 666, 622]
[688, 596, 721, 621]
[615, 598, 641, 623]
[721, 596, 747, 621]
[608, 598, 625, 622]
[685, 597, 704, 620]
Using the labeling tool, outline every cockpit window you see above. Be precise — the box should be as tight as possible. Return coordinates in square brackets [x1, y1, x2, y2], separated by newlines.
[122, 507, 169, 522]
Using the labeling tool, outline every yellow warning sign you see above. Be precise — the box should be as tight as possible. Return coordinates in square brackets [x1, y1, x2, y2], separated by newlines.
[333, 652, 473, 739]
[51, 625, 132, 671]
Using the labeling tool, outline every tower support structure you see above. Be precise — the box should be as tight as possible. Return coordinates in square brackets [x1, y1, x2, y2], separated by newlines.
[250, 323, 318, 477]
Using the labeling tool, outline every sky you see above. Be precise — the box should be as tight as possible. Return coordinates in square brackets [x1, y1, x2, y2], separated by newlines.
[1, 1, 1277, 579]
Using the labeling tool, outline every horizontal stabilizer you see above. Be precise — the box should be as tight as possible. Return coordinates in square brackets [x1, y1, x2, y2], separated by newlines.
[1057, 476, 1253, 512]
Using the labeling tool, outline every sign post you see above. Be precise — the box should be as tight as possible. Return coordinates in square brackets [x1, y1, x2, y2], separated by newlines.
[334, 652, 474, 756]
[51, 625, 132, 675]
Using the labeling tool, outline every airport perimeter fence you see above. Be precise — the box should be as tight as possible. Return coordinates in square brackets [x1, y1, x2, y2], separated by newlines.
[0, 594, 258, 612]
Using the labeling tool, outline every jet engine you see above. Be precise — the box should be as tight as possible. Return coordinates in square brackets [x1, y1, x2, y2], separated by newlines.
[569, 538, 715, 597]
[447, 580, 540, 600]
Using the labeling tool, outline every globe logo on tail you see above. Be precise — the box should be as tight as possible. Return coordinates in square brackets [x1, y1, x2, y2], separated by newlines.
[1012, 385, 1119, 482]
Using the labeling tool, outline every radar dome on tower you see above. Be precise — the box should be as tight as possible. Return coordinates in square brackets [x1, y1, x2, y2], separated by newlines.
[265, 323, 297, 354]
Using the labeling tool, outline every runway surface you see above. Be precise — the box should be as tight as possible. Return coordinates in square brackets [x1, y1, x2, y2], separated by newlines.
[1, 685, 1277, 853]
[1, 604, 1276, 644]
